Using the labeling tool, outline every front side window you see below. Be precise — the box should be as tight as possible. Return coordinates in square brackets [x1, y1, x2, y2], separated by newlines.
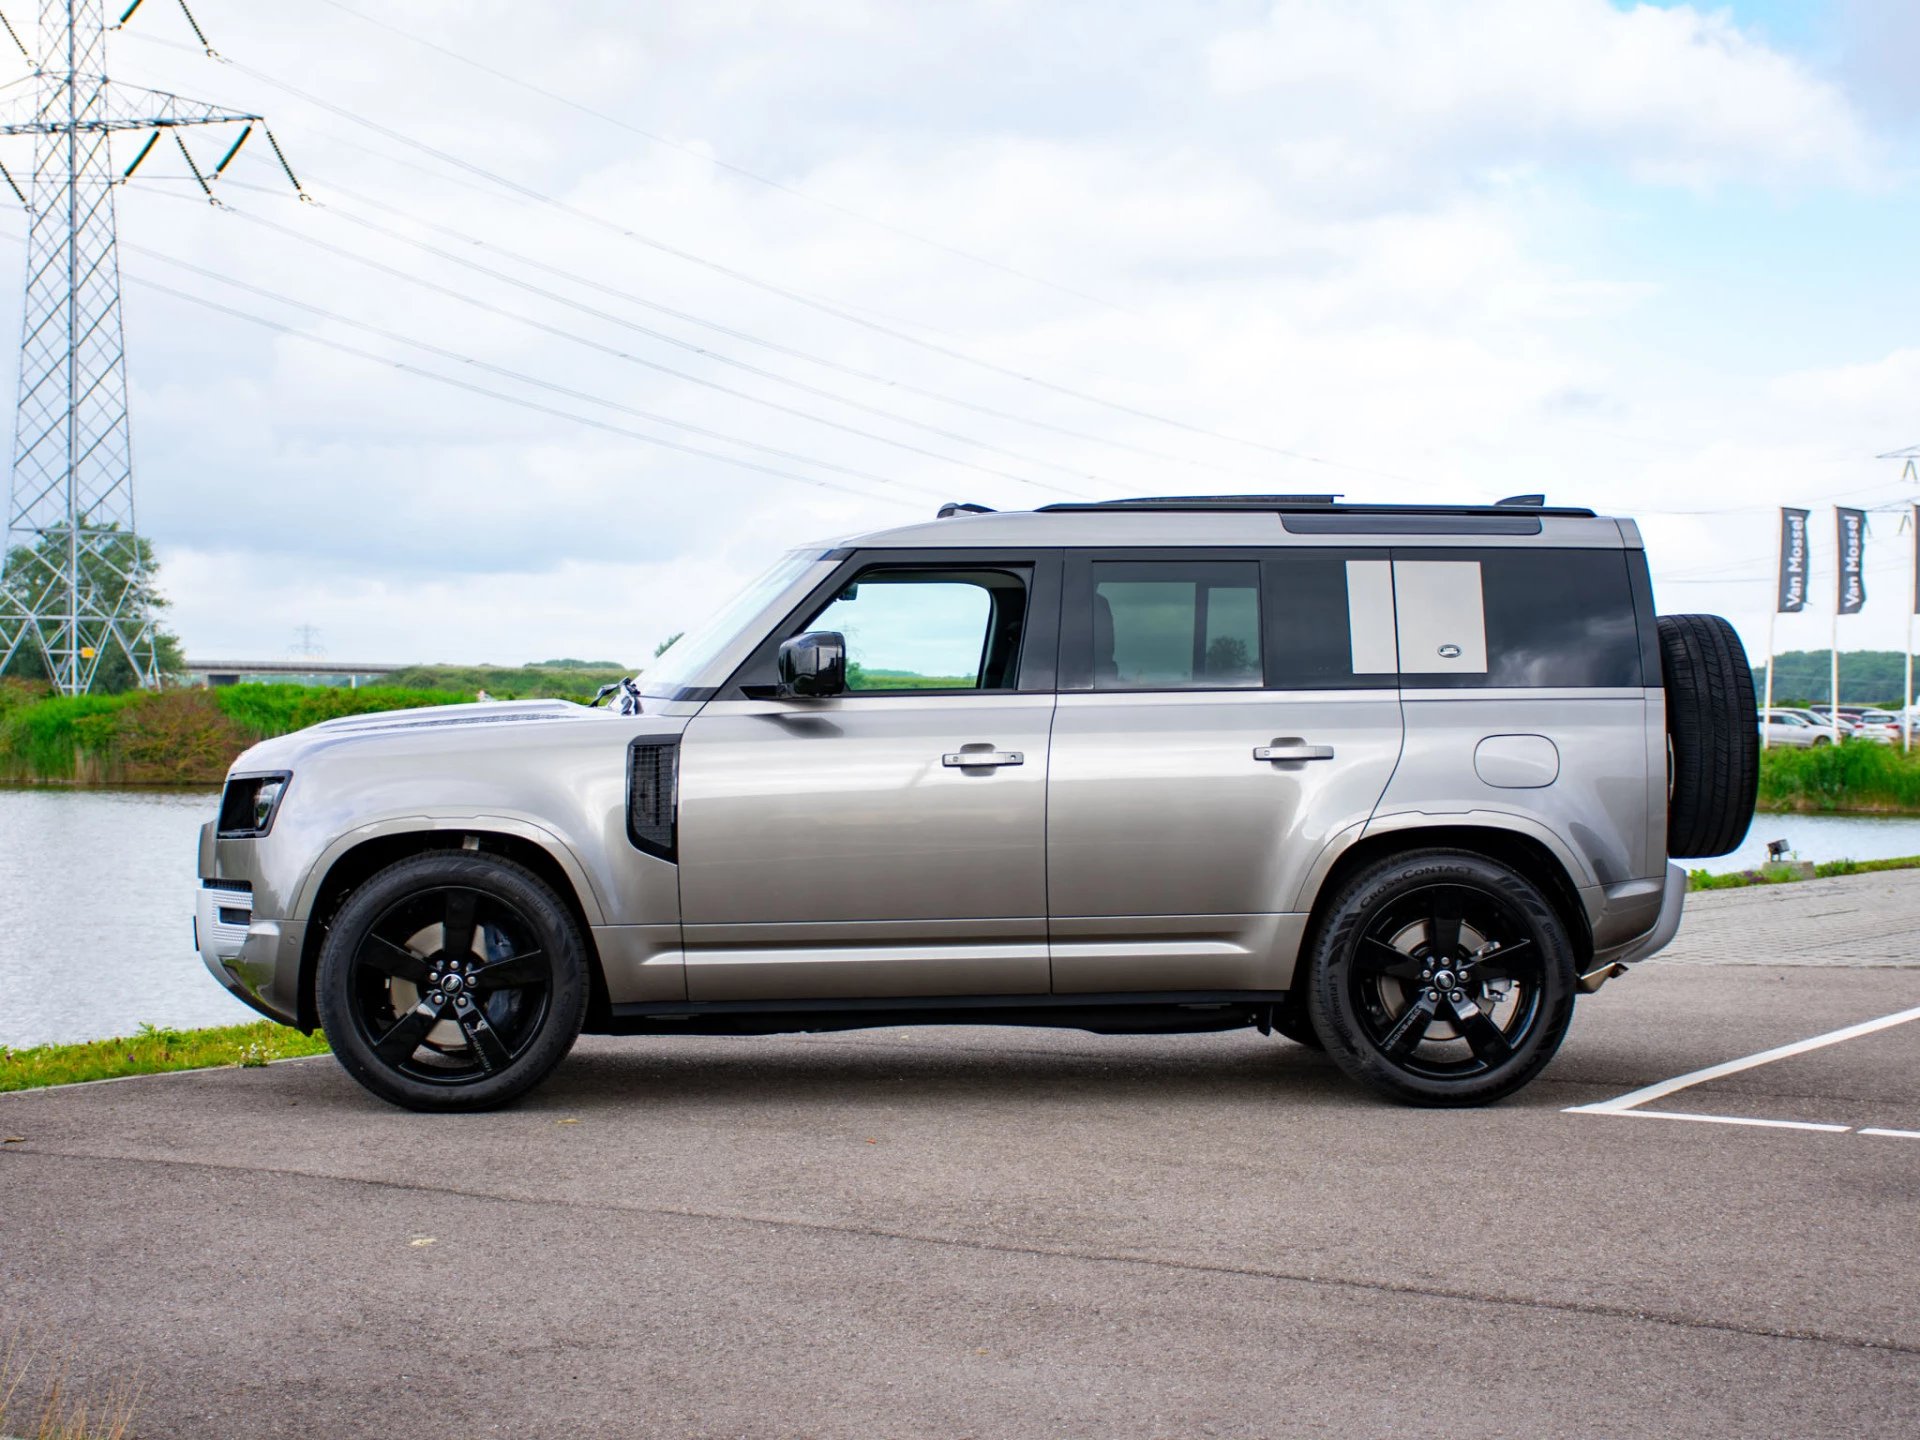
[806, 568, 1028, 692]
[1091, 561, 1262, 690]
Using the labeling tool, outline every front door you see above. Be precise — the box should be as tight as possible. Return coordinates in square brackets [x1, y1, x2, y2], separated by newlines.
[676, 554, 1058, 1002]
[1046, 549, 1405, 993]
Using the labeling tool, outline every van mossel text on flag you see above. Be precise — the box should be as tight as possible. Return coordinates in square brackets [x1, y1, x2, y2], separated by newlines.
[1777, 508, 1809, 613]
[1838, 507, 1867, 615]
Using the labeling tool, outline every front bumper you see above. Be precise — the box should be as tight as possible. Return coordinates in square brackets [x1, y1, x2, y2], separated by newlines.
[196, 878, 304, 1026]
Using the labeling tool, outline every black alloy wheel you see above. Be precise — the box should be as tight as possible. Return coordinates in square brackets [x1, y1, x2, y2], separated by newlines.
[316, 851, 588, 1111]
[1306, 849, 1576, 1106]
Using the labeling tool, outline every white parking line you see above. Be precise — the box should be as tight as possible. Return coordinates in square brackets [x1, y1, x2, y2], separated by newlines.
[1606, 1109, 1851, 1134]
[1565, 1002, 1920, 1135]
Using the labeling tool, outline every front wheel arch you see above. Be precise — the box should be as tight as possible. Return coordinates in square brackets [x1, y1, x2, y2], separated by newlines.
[296, 829, 609, 1034]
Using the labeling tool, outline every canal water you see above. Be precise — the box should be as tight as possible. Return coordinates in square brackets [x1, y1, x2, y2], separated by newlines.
[0, 787, 249, 1049]
[5, 790, 1920, 1048]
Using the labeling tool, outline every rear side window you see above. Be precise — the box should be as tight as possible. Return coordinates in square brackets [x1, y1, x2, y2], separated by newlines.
[1263, 549, 1393, 689]
[1395, 548, 1643, 688]
[1091, 561, 1262, 689]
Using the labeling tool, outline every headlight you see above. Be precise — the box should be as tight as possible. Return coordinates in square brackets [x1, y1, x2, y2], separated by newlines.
[218, 772, 291, 837]
[252, 777, 285, 831]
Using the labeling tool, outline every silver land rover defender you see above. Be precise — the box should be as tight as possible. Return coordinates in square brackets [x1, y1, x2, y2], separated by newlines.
[195, 495, 1758, 1111]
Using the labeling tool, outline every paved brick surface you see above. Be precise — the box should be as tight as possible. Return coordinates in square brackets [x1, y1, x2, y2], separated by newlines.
[1656, 869, 1920, 967]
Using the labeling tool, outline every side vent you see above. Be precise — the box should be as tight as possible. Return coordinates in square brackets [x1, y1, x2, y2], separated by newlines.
[626, 737, 681, 861]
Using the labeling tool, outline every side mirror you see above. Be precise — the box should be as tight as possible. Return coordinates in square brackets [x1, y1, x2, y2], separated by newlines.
[777, 631, 846, 697]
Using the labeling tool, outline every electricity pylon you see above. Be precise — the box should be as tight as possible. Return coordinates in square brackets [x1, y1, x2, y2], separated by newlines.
[0, 1, 291, 693]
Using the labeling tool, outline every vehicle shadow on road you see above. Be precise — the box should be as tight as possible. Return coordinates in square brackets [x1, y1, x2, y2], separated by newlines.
[478, 1032, 1393, 1116]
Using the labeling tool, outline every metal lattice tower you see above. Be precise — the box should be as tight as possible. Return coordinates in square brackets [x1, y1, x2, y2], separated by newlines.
[0, 1, 271, 693]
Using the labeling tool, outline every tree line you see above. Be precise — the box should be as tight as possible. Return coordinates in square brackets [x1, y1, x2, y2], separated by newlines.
[1760, 650, 1920, 706]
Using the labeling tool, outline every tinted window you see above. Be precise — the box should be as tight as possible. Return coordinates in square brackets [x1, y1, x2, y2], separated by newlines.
[806, 568, 1027, 691]
[1398, 548, 1643, 688]
[1091, 561, 1261, 689]
[1265, 550, 1390, 689]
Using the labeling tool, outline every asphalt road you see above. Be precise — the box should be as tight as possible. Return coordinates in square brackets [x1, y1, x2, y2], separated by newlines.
[4, 904, 1919, 1436]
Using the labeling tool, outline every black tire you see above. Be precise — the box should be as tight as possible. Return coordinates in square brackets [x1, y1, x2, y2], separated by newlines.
[1810, 735, 1829, 748]
[1659, 613, 1758, 859]
[316, 851, 589, 1112]
[1271, 997, 1324, 1050]
[1305, 849, 1577, 1107]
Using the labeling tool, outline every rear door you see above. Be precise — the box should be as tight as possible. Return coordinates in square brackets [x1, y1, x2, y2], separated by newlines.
[1045, 549, 1404, 993]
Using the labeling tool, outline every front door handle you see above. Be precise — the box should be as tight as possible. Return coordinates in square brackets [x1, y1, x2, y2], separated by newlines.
[943, 749, 1024, 768]
[1255, 742, 1334, 763]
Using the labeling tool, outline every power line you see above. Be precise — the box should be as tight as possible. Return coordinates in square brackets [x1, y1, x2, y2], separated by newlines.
[119, 237, 961, 505]
[166, 187, 1100, 498]
[310, 0, 1142, 318]
[209, 170, 1270, 483]
[129, 30, 1399, 482]
[124, 274, 930, 510]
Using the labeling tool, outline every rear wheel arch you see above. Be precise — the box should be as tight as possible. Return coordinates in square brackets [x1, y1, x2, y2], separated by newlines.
[295, 828, 609, 1033]
[1295, 825, 1592, 993]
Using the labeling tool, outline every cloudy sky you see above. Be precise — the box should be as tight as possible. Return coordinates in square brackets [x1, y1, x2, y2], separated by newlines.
[5, 0, 1919, 668]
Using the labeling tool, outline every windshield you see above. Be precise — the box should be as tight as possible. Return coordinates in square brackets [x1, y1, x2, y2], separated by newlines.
[640, 549, 825, 697]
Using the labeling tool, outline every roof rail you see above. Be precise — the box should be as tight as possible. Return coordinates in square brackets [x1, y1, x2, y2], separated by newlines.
[1035, 494, 1594, 517]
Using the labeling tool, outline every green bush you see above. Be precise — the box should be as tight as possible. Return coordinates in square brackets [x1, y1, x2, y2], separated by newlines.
[0, 690, 140, 779]
[211, 683, 465, 738]
[1758, 740, 1920, 813]
[0, 682, 471, 782]
[381, 663, 630, 699]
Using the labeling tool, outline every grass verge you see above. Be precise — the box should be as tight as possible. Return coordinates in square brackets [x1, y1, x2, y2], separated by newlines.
[0, 1020, 330, 1094]
[1687, 853, 1920, 891]
[1759, 741, 1920, 813]
[1, 1329, 139, 1440]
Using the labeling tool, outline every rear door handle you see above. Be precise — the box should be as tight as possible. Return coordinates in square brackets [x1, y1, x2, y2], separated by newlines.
[943, 750, 1024, 768]
[1254, 743, 1334, 763]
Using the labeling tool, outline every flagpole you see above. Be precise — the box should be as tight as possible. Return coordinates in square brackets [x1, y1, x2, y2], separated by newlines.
[1907, 502, 1916, 752]
[1763, 605, 1777, 749]
[1830, 602, 1841, 741]
[1762, 509, 1781, 748]
[1831, 505, 1866, 742]
[1831, 503, 1842, 740]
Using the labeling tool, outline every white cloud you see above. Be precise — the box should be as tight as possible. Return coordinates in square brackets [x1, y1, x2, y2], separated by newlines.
[0, 0, 1906, 671]
[1209, 0, 1878, 190]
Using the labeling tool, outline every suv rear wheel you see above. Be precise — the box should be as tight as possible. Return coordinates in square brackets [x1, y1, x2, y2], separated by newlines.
[316, 851, 589, 1112]
[1305, 849, 1576, 1106]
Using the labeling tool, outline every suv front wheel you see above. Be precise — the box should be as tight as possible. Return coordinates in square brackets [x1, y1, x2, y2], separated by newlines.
[316, 851, 590, 1112]
[1305, 849, 1576, 1106]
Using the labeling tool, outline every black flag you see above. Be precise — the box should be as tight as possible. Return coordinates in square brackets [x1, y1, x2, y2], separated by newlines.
[1776, 508, 1808, 613]
[1837, 507, 1867, 615]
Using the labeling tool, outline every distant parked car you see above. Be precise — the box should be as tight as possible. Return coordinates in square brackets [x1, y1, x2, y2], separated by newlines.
[1787, 707, 1849, 739]
[1851, 710, 1900, 744]
[1760, 709, 1831, 747]
[1806, 705, 1869, 732]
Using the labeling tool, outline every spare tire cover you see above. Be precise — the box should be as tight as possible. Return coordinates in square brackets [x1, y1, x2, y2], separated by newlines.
[1658, 613, 1759, 859]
